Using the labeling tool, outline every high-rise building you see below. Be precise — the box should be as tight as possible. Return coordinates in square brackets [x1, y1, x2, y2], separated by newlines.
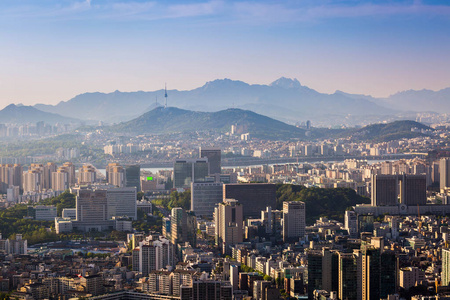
[401, 174, 427, 206]
[199, 147, 221, 175]
[108, 164, 125, 187]
[43, 162, 57, 190]
[74, 189, 110, 232]
[441, 158, 450, 191]
[51, 167, 69, 191]
[105, 186, 137, 220]
[191, 182, 223, 218]
[214, 199, 243, 255]
[442, 248, 450, 286]
[170, 208, 197, 248]
[345, 210, 358, 238]
[371, 175, 398, 206]
[282, 201, 305, 242]
[135, 236, 174, 276]
[361, 245, 397, 300]
[173, 159, 209, 188]
[62, 162, 76, 185]
[0, 164, 22, 193]
[78, 165, 97, 184]
[371, 174, 426, 206]
[125, 165, 141, 192]
[307, 251, 323, 300]
[338, 253, 357, 300]
[23, 170, 42, 193]
[223, 183, 276, 218]
[80, 274, 104, 297]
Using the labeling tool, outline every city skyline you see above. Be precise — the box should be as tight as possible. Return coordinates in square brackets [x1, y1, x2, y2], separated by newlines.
[0, 0, 449, 107]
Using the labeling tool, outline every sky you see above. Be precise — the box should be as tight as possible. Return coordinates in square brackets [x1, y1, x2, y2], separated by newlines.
[0, 0, 449, 107]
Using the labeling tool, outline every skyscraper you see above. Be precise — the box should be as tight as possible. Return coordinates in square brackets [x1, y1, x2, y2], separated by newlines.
[173, 159, 209, 188]
[191, 182, 223, 218]
[78, 165, 97, 184]
[74, 189, 110, 232]
[371, 175, 398, 206]
[199, 147, 221, 175]
[23, 170, 42, 193]
[282, 201, 306, 242]
[214, 199, 243, 255]
[51, 167, 69, 191]
[442, 248, 450, 286]
[43, 162, 57, 190]
[338, 252, 357, 300]
[345, 210, 358, 238]
[170, 208, 197, 248]
[125, 165, 141, 192]
[441, 158, 450, 191]
[223, 183, 276, 218]
[107, 164, 125, 187]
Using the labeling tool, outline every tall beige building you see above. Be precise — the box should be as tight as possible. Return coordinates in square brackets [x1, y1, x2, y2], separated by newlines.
[282, 201, 306, 242]
[107, 164, 125, 187]
[78, 165, 97, 184]
[214, 199, 243, 254]
[0, 164, 22, 192]
[51, 167, 69, 191]
[62, 162, 76, 185]
[441, 158, 450, 192]
[43, 162, 57, 190]
[23, 170, 42, 193]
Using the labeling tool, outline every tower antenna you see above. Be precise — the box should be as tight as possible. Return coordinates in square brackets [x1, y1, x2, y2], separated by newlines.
[164, 83, 168, 109]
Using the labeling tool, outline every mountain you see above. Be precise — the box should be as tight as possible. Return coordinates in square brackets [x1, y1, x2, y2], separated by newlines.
[340, 120, 432, 142]
[379, 88, 450, 112]
[34, 78, 393, 126]
[111, 107, 308, 140]
[0, 104, 80, 125]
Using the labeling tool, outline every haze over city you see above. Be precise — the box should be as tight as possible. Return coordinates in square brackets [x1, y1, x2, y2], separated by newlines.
[1, 0, 450, 107]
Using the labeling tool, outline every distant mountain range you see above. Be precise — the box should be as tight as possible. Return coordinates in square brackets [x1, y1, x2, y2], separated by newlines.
[0, 77, 445, 127]
[0, 104, 80, 125]
[27, 78, 386, 125]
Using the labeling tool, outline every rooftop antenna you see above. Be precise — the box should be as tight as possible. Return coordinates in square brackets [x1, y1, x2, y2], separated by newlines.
[164, 83, 168, 109]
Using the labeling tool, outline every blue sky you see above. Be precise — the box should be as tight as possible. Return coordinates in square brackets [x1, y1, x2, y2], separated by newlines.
[0, 0, 449, 106]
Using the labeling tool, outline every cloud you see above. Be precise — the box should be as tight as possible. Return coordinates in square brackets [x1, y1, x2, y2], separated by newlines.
[0, 0, 449, 23]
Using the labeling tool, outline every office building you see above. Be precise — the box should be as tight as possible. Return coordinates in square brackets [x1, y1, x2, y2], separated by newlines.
[105, 186, 137, 220]
[441, 158, 450, 191]
[282, 201, 306, 242]
[170, 208, 197, 247]
[400, 267, 425, 290]
[361, 245, 397, 300]
[371, 174, 426, 207]
[28, 205, 57, 220]
[173, 159, 209, 188]
[345, 210, 358, 238]
[338, 253, 357, 300]
[191, 182, 223, 218]
[51, 167, 69, 191]
[125, 165, 141, 191]
[74, 189, 111, 232]
[223, 183, 276, 218]
[199, 147, 221, 175]
[442, 248, 450, 286]
[371, 175, 398, 206]
[214, 199, 243, 255]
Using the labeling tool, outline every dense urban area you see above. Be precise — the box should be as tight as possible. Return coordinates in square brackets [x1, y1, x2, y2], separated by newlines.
[1, 117, 450, 300]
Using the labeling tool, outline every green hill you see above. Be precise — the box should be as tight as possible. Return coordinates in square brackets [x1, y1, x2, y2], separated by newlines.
[111, 107, 307, 140]
[339, 120, 432, 142]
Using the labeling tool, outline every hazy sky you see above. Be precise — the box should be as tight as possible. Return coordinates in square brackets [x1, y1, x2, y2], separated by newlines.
[0, 0, 449, 107]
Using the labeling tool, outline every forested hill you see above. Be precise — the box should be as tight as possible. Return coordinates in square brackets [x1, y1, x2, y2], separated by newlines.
[275, 184, 370, 224]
